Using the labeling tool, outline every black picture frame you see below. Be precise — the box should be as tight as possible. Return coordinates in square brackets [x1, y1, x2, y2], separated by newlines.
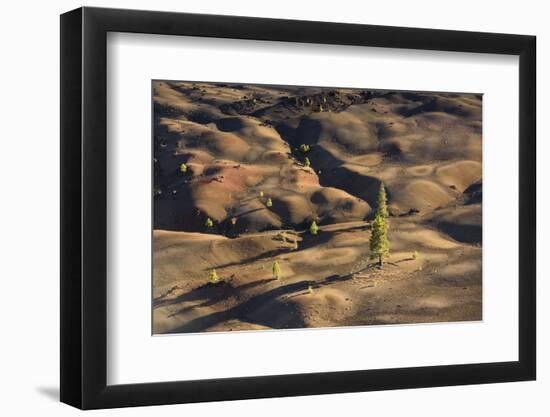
[60, 6, 536, 410]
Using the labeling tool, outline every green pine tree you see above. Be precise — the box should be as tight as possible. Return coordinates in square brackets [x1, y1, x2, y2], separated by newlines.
[209, 269, 219, 284]
[304, 157, 311, 168]
[266, 198, 273, 207]
[179, 163, 188, 173]
[376, 181, 389, 218]
[309, 220, 319, 235]
[205, 217, 214, 228]
[369, 183, 390, 267]
[272, 261, 282, 280]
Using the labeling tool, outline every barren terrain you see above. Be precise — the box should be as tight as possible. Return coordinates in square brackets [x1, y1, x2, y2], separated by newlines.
[152, 81, 482, 334]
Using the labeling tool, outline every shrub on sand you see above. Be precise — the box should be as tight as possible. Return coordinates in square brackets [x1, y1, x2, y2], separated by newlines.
[272, 261, 282, 280]
[209, 269, 219, 284]
[309, 221, 319, 235]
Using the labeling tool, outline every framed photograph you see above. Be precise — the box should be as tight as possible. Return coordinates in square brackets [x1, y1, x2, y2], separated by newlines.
[60, 6, 536, 409]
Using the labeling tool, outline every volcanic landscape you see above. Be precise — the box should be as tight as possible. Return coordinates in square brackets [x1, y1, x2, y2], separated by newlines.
[152, 81, 482, 334]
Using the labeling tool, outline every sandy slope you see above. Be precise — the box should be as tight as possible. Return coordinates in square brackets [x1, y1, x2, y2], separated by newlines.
[152, 81, 482, 334]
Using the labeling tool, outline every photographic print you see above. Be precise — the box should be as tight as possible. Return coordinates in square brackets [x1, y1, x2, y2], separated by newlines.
[152, 81, 482, 335]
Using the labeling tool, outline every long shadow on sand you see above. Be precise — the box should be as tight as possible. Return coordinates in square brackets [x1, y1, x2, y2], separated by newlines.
[297, 223, 369, 251]
[213, 248, 290, 269]
[162, 262, 381, 333]
[155, 277, 279, 310]
[167, 278, 276, 317]
[164, 280, 314, 333]
[154, 281, 238, 308]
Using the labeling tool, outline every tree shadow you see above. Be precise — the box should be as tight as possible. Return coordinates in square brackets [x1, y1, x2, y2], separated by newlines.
[173, 278, 280, 315]
[296, 222, 370, 251]
[236, 277, 278, 291]
[296, 229, 338, 251]
[164, 280, 314, 333]
[154, 280, 238, 308]
[213, 247, 290, 269]
[157, 277, 280, 317]
[159, 256, 403, 333]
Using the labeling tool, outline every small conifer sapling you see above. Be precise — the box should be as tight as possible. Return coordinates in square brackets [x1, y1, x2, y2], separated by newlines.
[209, 269, 219, 284]
[272, 261, 282, 280]
[310, 220, 319, 235]
[205, 217, 214, 228]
